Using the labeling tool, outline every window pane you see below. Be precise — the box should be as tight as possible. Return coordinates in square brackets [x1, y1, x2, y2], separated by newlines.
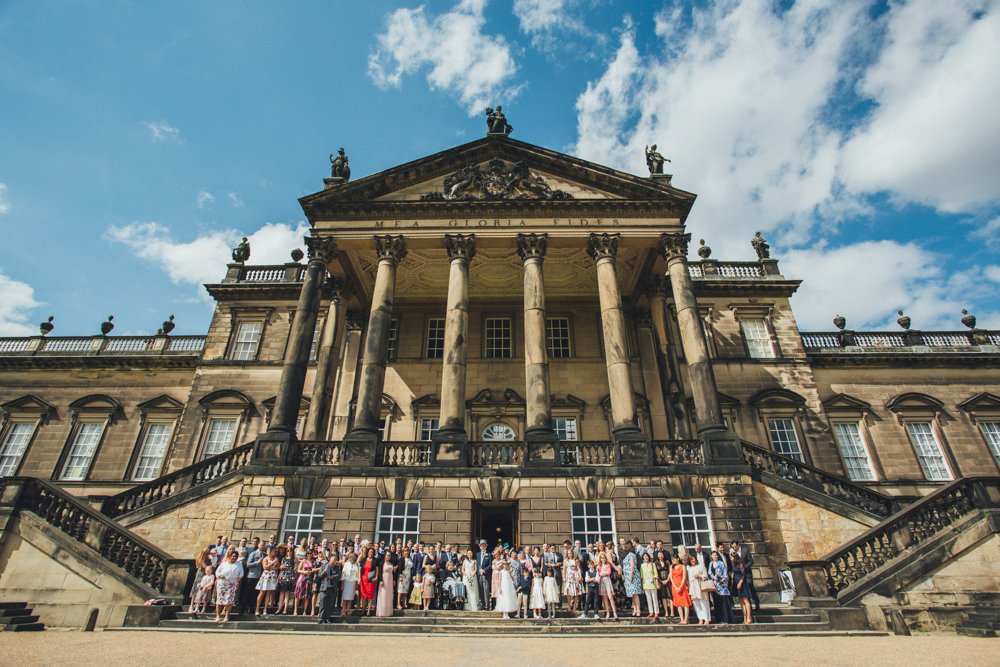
[426, 319, 446, 359]
[204, 419, 237, 458]
[386, 319, 398, 361]
[0, 423, 35, 477]
[741, 319, 774, 358]
[375, 501, 420, 544]
[281, 499, 326, 544]
[768, 419, 803, 461]
[668, 498, 714, 550]
[485, 318, 512, 359]
[232, 321, 262, 361]
[980, 422, 1000, 460]
[419, 418, 440, 441]
[906, 422, 952, 481]
[833, 422, 876, 481]
[546, 317, 571, 358]
[61, 422, 104, 480]
[133, 422, 173, 481]
[571, 501, 616, 547]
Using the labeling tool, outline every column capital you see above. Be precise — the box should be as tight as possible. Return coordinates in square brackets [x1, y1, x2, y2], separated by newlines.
[324, 277, 355, 301]
[657, 232, 692, 262]
[639, 275, 670, 300]
[373, 235, 408, 264]
[633, 308, 653, 329]
[516, 232, 547, 261]
[587, 232, 620, 261]
[305, 236, 338, 264]
[445, 233, 477, 261]
[345, 310, 365, 331]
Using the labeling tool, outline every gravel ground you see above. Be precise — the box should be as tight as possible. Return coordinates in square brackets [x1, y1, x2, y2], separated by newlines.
[1, 631, 997, 667]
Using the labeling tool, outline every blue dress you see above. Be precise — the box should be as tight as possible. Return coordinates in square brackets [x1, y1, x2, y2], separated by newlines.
[709, 559, 731, 596]
[623, 552, 642, 596]
[732, 565, 752, 598]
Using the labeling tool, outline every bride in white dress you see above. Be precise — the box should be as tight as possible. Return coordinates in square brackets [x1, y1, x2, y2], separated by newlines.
[463, 550, 480, 612]
[494, 561, 518, 618]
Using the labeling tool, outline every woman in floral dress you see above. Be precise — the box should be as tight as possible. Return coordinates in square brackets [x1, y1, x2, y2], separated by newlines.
[293, 550, 317, 616]
[397, 547, 413, 610]
[275, 545, 297, 614]
[255, 547, 279, 616]
[562, 549, 584, 613]
[709, 550, 733, 625]
[214, 549, 244, 622]
[621, 542, 642, 616]
[605, 541, 629, 611]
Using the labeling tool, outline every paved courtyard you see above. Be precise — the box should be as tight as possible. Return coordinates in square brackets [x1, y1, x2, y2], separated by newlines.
[1, 631, 996, 666]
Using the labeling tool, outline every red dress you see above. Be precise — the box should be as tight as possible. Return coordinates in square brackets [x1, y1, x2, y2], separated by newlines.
[359, 559, 377, 600]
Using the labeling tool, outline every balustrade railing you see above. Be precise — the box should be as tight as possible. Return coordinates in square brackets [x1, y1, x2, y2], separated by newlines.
[101, 443, 253, 519]
[104, 337, 156, 354]
[166, 336, 206, 352]
[470, 442, 524, 467]
[290, 441, 345, 466]
[560, 442, 616, 466]
[741, 441, 896, 518]
[801, 329, 1000, 350]
[717, 262, 763, 278]
[1, 477, 194, 595]
[652, 440, 704, 465]
[0, 338, 32, 353]
[381, 442, 434, 466]
[0, 335, 206, 357]
[228, 264, 305, 283]
[796, 477, 1000, 598]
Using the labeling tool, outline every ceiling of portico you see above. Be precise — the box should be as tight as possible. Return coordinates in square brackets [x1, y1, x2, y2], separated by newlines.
[342, 246, 649, 301]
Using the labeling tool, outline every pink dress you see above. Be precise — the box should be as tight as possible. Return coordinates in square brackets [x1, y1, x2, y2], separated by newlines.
[376, 562, 395, 617]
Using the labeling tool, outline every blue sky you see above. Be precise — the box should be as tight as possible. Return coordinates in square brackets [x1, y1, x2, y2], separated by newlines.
[1, 0, 998, 337]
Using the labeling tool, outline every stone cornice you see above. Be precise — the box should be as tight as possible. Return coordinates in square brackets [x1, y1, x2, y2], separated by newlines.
[204, 283, 304, 302]
[0, 356, 201, 371]
[691, 279, 801, 298]
[805, 352, 1000, 369]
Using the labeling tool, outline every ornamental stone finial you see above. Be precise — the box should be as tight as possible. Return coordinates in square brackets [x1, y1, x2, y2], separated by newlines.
[162, 315, 175, 335]
[697, 239, 712, 259]
[305, 236, 338, 264]
[445, 233, 477, 261]
[586, 233, 620, 261]
[516, 233, 547, 261]
[961, 309, 977, 330]
[100, 315, 114, 336]
[833, 314, 846, 331]
[291, 248, 304, 263]
[657, 232, 692, 261]
[639, 275, 670, 300]
[373, 235, 408, 264]
[40, 316, 54, 336]
[896, 310, 911, 330]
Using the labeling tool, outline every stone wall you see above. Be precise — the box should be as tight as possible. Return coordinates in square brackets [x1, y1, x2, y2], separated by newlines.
[901, 532, 1000, 606]
[754, 481, 870, 569]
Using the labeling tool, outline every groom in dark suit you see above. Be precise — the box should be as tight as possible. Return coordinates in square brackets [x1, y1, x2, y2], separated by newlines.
[475, 539, 493, 609]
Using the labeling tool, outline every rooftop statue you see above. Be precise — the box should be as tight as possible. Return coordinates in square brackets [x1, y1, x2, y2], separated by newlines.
[751, 232, 770, 260]
[330, 148, 351, 181]
[645, 144, 670, 175]
[232, 237, 251, 264]
[486, 106, 513, 136]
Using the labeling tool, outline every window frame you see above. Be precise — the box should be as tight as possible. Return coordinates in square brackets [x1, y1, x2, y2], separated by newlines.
[767, 417, 805, 462]
[570, 501, 616, 548]
[545, 315, 573, 359]
[483, 316, 514, 359]
[281, 498, 326, 544]
[904, 421, 954, 481]
[979, 421, 1000, 469]
[375, 500, 421, 545]
[59, 420, 109, 481]
[667, 499, 716, 551]
[0, 420, 40, 478]
[831, 421, 878, 482]
[729, 303, 781, 360]
[131, 421, 175, 482]
[230, 320, 264, 361]
[425, 317, 446, 359]
[52, 395, 121, 483]
[386, 318, 399, 361]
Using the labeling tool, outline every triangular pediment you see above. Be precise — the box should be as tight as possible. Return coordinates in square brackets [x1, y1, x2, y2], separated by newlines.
[137, 394, 185, 414]
[958, 392, 1000, 411]
[300, 136, 696, 220]
[823, 393, 872, 412]
[1, 394, 56, 416]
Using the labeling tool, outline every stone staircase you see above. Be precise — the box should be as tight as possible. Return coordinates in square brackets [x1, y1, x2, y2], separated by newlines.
[120, 605, 884, 636]
[0, 602, 45, 632]
[956, 607, 1000, 637]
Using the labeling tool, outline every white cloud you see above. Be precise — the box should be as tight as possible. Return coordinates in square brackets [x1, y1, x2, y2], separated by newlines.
[227, 191, 245, 207]
[0, 183, 8, 215]
[104, 221, 312, 293]
[783, 240, 1000, 330]
[196, 191, 214, 208]
[0, 270, 41, 336]
[512, 0, 599, 50]
[368, 0, 521, 115]
[144, 120, 183, 143]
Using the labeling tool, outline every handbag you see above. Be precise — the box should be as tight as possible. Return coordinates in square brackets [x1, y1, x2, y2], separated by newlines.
[701, 579, 717, 592]
[367, 569, 378, 583]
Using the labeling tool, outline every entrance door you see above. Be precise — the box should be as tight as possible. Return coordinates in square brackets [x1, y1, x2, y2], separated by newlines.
[472, 501, 519, 551]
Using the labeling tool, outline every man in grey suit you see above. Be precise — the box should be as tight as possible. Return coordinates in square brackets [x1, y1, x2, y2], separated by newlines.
[316, 553, 342, 624]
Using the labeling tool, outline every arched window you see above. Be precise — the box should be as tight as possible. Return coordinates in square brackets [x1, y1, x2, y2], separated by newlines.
[481, 423, 516, 441]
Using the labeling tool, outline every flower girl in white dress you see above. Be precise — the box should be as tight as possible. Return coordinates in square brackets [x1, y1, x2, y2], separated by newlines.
[495, 561, 519, 619]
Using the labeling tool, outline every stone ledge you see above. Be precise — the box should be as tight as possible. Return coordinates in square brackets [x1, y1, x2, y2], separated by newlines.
[115, 469, 246, 529]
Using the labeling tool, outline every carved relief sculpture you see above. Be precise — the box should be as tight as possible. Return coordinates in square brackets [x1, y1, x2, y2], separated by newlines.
[420, 158, 572, 201]
[373, 235, 408, 264]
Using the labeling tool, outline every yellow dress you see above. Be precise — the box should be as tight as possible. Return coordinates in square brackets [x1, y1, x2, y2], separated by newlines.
[409, 582, 423, 606]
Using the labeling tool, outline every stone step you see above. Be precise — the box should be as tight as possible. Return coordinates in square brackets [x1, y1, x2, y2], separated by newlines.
[173, 612, 821, 626]
[956, 625, 997, 638]
[969, 612, 1000, 623]
[1, 607, 36, 617]
[0, 602, 28, 611]
[0, 615, 40, 625]
[2, 622, 45, 632]
[961, 620, 1000, 631]
[210, 605, 812, 620]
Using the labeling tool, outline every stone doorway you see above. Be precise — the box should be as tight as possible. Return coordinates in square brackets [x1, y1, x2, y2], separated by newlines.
[472, 501, 519, 551]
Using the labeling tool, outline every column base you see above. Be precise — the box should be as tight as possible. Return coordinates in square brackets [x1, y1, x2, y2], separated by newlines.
[342, 430, 380, 467]
[524, 427, 560, 467]
[611, 426, 652, 465]
[432, 429, 469, 467]
[254, 430, 294, 465]
[699, 428, 742, 465]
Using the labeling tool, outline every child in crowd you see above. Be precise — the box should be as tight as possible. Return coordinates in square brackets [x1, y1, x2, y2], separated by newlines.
[409, 573, 423, 609]
[190, 565, 215, 616]
[517, 565, 532, 619]
[422, 566, 436, 611]
[530, 569, 546, 619]
[543, 567, 560, 619]
[580, 561, 599, 619]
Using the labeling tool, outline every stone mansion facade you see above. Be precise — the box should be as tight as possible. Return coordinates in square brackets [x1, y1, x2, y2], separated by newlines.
[2, 135, 999, 601]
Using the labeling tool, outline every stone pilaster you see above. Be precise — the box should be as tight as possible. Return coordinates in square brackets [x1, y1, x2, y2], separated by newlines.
[587, 233, 650, 462]
[329, 311, 364, 440]
[255, 236, 337, 464]
[518, 233, 560, 464]
[303, 277, 352, 441]
[641, 276, 693, 439]
[343, 235, 407, 465]
[434, 234, 476, 466]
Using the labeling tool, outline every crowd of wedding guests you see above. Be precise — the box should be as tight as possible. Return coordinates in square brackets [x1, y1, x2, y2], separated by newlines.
[189, 534, 761, 625]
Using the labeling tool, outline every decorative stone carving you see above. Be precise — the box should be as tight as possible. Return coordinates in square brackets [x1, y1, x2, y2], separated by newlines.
[39, 316, 54, 336]
[419, 158, 572, 201]
[751, 232, 770, 260]
[586, 232, 620, 261]
[161, 315, 175, 335]
[961, 309, 977, 330]
[304, 236, 338, 264]
[329, 148, 351, 181]
[645, 144, 670, 175]
[896, 310, 911, 330]
[639, 275, 670, 299]
[516, 233, 547, 261]
[657, 232, 692, 261]
[373, 235, 408, 264]
[100, 316, 114, 336]
[833, 314, 846, 331]
[345, 310, 365, 331]
[697, 239, 712, 259]
[324, 277, 354, 301]
[485, 106, 513, 136]
[634, 308, 653, 328]
[444, 233, 477, 261]
[291, 248, 304, 262]
[232, 237, 251, 264]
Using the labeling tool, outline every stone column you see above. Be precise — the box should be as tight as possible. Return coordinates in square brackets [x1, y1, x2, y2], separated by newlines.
[517, 233, 561, 464]
[303, 278, 352, 441]
[642, 276, 693, 439]
[329, 311, 364, 440]
[255, 236, 337, 464]
[633, 309, 669, 439]
[586, 233, 650, 460]
[343, 236, 407, 464]
[433, 234, 476, 465]
[658, 233, 724, 435]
